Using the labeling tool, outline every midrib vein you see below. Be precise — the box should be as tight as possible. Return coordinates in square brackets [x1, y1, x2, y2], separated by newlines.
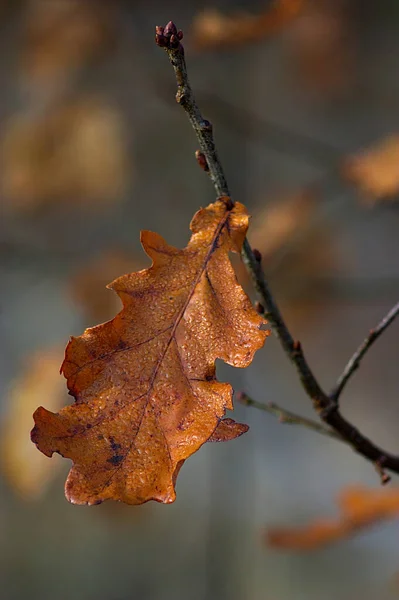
[99, 208, 231, 493]
[147, 208, 231, 392]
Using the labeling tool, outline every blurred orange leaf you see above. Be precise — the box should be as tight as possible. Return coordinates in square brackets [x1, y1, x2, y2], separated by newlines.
[267, 486, 399, 551]
[248, 190, 316, 263]
[2, 98, 128, 212]
[22, 0, 115, 84]
[192, 0, 304, 51]
[243, 189, 338, 325]
[343, 135, 399, 203]
[285, 0, 354, 97]
[31, 199, 267, 505]
[1, 348, 67, 499]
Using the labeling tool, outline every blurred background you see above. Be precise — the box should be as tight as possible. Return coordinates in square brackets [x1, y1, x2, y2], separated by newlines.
[1, 1, 399, 598]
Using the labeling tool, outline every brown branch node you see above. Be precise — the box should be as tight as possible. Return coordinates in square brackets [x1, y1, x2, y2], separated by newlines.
[375, 457, 392, 485]
[252, 248, 262, 262]
[195, 150, 209, 172]
[255, 301, 265, 315]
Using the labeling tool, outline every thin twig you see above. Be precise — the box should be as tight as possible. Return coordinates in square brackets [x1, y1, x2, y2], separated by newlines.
[155, 21, 399, 482]
[240, 239, 329, 410]
[155, 23, 229, 198]
[155, 22, 328, 413]
[331, 301, 399, 402]
[237, 392, 344, 442]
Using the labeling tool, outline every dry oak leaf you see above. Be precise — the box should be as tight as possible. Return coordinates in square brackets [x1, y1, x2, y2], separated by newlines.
[32, 199, 267, 506]
[343, 135, 399, 202]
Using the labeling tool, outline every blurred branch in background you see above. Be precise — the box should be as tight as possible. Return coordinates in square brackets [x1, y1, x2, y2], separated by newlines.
[156, 20, 399, 483]
[199, 91, 399, 208]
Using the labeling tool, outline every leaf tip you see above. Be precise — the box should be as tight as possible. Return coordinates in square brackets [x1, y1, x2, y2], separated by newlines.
[140, 230, 173, 260]
[30, 406, 55, 457]
[208, 418, 249, 442]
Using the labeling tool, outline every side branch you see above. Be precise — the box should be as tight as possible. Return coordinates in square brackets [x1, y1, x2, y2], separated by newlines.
[155, 21, 399, 482]
[237, 392, 344, 442]
[330, 301, 399, 402]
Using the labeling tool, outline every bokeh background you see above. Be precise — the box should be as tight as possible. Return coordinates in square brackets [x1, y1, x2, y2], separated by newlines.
[1, 1, 399, 599]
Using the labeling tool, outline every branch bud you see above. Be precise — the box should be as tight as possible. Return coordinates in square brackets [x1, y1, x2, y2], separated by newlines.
[253, 249, 262, 262]
[155, 22, 183, 50]
[195, 150, 209, 172]
[255, 301, 265, 315]
[164, 21, 178, 37]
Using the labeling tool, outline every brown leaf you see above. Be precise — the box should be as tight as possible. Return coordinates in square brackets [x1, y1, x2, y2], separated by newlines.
[1, 348, 67, 499]
[267, 486, 399, 551]
[191, 0, 304, 51]
[32, 199, 267, 505]
[343, 135, 399, 202]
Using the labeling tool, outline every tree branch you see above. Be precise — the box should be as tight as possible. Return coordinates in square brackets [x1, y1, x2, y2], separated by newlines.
[237, 392, 344, 442]
[155, 22, 328, 415]
[155, 21, 399, 483]
[330, 301, 399, 402]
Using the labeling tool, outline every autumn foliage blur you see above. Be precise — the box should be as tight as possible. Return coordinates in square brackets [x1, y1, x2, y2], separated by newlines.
[1, 4, 399, 597]
[343, 135, 399, 203]
[1, 347, 67, 499]
[2, 0, 399, 497]
[1, 0, 127, 213]
[267, 486, 399, 551]
[191, 0, 304, 50]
